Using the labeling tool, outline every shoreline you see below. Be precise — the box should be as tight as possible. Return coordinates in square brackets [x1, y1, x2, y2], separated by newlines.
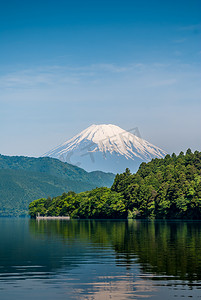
[36, 216, 70, 220]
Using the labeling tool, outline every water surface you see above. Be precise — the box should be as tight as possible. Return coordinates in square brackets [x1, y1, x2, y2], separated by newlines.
[0, 218, 201, 299]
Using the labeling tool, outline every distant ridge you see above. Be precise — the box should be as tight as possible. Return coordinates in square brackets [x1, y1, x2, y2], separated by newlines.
[0, 154, 115, 216]
[43, 124, 167, 173]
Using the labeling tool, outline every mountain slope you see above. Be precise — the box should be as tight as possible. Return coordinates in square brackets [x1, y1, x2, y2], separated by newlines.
[0, 155, 115, 216]
[0, 154, 114, 186]
[43, 124, 167, 173]
[0, 169, 99, 216]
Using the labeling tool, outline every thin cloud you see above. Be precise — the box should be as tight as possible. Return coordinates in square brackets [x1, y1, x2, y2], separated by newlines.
[178, 24, 201, 31]
[147, 78, 177, 88]
[173, 38, 186, 44]
[0, 61, 199, 93]
[90, 63, 131, 73]
[0, 63, 133, 89]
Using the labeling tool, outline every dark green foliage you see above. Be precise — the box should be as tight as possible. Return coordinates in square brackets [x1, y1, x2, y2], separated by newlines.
[0, 155, 115, 216]
[111, 149, 201, 219]
[29, 188, 127, 219]
[0, 154, 114, 186]
[29, 150, 201, 219]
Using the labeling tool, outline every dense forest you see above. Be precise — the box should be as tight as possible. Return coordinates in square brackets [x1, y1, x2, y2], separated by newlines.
[0, 155, 114, 216]
[29, 149, 201, 219]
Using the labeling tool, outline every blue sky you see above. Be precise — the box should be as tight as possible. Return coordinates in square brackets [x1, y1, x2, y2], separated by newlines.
[0, 0, 200, 156]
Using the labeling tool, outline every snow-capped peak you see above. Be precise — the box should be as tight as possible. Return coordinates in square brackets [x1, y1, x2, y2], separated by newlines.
[42, 124, 167, 173]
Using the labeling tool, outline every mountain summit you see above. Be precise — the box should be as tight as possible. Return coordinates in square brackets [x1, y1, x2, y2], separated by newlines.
[43, 124, 167, 173]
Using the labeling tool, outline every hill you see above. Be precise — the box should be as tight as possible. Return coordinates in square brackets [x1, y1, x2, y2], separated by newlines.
[111, 149, 201, 219]
[0, 155, 115, 216]
[29, 149, 201, 219]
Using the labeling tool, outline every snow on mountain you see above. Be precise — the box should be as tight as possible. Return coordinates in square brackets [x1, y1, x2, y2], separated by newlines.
[42, 124, 167, 173]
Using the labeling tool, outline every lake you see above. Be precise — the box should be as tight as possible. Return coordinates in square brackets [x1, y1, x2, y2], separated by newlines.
[0, 218, 201, 299]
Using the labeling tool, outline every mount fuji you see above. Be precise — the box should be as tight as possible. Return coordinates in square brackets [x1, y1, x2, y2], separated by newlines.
[43, 124, 167, 173]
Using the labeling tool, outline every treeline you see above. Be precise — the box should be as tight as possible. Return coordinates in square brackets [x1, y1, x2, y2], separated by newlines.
[0, 154, 114, 216]
[29, 188, 126, 219]
[29, 149, 201, 219]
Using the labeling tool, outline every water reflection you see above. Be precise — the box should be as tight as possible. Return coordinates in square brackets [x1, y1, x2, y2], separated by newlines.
[29, 219, 201, 282]
[0, 218, 201, 299]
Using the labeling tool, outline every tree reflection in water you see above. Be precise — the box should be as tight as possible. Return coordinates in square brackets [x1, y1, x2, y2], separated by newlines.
[29, 219, 201, 283]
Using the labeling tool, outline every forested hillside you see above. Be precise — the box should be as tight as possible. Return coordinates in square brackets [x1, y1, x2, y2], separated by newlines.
[0, 155, 115, 216]
[0, 155, 114, 186]
[29, 149, 201, 219]
[111, 149, 201, 219]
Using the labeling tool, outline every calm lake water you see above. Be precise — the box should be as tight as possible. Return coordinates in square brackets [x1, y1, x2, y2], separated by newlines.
[0, 219, 201, 299]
